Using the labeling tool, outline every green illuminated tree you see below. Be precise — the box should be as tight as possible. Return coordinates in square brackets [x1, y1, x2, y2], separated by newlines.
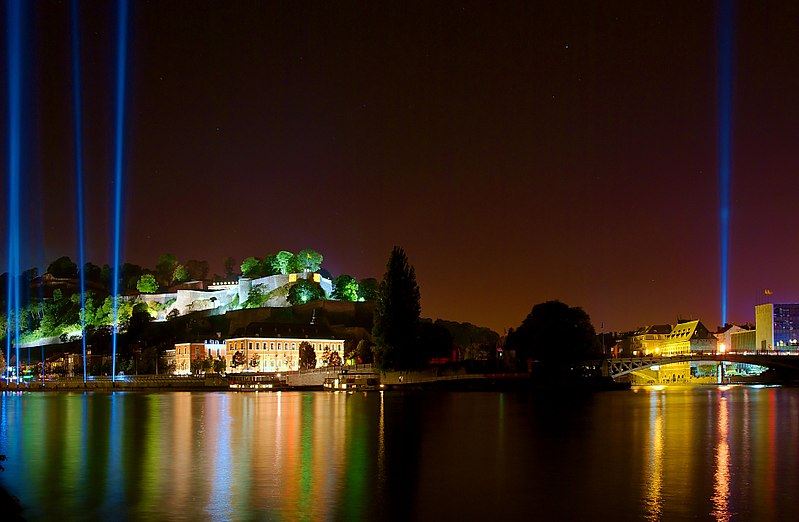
[332, 275, 360, 301]
[262, 254, 280, 276]
[297, 249, 323, 272]
[173, 264, 191, 283]
[288, 279, 325, 305]
[299, 341, 316, 369]
[137, 274, 159, 293]
[372, 247, 422, 370]
[273, 251, 295, 275]
[240, 257, 263, 278]
[243, 285, 268, 308]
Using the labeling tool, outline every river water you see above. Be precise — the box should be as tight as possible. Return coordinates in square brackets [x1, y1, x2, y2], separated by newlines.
[0, 386, 797, 521]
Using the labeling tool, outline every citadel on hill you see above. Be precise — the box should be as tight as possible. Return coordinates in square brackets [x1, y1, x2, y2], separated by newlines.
[139, 271, 334, 320]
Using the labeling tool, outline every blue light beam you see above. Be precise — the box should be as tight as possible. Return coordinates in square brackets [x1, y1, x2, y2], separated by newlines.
[111, 0, 129, 382]
[71, 0, 88, 383]
[6, 0, 23, 381]
[717, 0, 734, 326]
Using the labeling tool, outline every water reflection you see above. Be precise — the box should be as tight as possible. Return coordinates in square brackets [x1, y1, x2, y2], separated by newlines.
[644, 390, 664, 521]
[2, 388, 799, 520]
[711, 392, 731, 521]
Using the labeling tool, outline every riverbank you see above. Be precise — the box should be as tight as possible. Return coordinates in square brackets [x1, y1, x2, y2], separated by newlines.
[0, 483, 24, 521]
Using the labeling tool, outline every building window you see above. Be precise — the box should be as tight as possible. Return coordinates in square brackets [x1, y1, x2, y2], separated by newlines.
[256, 342, 260, 350]
[249, 342, 252, 350]
[270, 342, 274, 350]
[292, 343, 296, 350]
[278, 343, 282, 350]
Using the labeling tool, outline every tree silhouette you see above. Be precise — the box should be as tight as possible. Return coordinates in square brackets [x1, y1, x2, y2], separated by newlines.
[299, 341, 317, 369]
[372, 246, 422, 370]
[231, 350, 246, 369]
[506, 300, 597, 376]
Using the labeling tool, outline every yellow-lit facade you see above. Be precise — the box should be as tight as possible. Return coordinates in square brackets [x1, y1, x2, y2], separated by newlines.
[662, 320, 717, 355]
[224, 336, 345, 373]
[627, 325, 672, 356]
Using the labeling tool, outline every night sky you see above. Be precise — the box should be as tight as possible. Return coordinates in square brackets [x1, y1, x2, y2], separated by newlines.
[3, 1, 799, 334]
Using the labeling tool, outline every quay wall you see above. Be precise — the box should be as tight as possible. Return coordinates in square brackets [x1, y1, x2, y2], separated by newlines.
[1, 375, 228, 391]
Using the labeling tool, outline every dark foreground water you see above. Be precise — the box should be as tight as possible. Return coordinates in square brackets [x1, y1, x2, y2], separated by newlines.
[1, 386, 798, 521]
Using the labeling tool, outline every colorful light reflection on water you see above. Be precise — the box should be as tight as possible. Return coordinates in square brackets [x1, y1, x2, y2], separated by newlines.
[1, 388, 799, 521]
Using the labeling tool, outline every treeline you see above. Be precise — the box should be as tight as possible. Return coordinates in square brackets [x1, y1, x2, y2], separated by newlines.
[0, 248, 382, 344]
[0, 289, 161, 346]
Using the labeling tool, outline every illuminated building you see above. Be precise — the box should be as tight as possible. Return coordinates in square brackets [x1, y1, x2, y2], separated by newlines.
[658, 320, 716, 381]
[223, 323, 345, 373]
[139, 272, 333, 320]
[173, 340, 226, 375]
[714, 323, 752, 352]
[662, 320, 717, 355]
[729, 329, 755, 352]
[623, 325, 672, 356]
[755, 303, 799, 351]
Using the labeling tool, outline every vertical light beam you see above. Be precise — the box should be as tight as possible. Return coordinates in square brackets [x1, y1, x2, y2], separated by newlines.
[71, 0, 88, 384]
[6, 0, 23, 381]
[111, 0, 129, 382]
[717, 0, 734, 326]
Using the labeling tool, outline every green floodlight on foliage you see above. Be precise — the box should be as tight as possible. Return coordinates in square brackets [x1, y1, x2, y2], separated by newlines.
[297, 249, 323, 272]
[288, 279, 324, 305]
[332, 275, 360, 301]
[136, 273, 158, 293]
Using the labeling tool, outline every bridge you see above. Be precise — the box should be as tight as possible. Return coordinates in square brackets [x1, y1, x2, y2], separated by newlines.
[598, 352, 799, 379]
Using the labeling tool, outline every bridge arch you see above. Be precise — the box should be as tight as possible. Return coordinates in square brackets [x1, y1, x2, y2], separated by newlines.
[599, 354, 799, 379]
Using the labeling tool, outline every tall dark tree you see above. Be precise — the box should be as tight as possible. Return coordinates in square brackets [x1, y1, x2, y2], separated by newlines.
[223, 257, 238, 280]
[359, 278, 380, 301]
[505, 300, 598, 376]
[120, 263, 145, 291]
[372, 247, 422, 370]
[185, 259, 210, 280]
[22, 267, 38, 284]
[155, 254, 178, 286]
[47, 256, 78, 279]
[417, 320, 454, 361]
[82, 262, 103, 283]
